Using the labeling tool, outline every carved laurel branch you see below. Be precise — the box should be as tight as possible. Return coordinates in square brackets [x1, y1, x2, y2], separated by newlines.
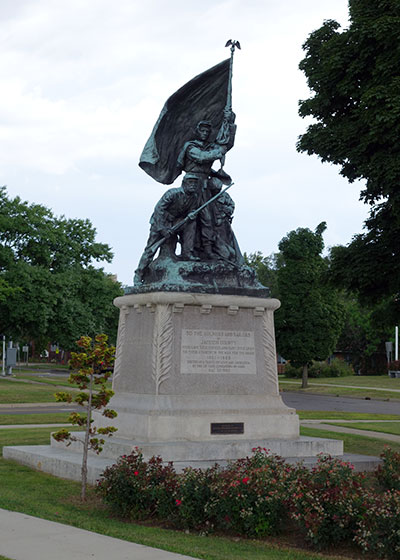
[113, 305, 128, 385]
[152, 304, 173, 395]
[262, 310, 279, 395]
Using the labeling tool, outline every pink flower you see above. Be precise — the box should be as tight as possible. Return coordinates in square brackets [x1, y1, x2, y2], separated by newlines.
[242, 477, 249, 484]
[175, 499, 182, 506]
[134, 471, 139, 476]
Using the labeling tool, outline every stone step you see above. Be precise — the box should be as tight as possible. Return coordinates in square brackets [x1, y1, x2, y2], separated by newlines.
[49, 431, 343, 461]
[3, 443, 381, 487]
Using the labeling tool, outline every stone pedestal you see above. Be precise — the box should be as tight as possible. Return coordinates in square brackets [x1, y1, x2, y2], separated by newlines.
[95, 292, 299, 448]
[4, 291, 346, 482]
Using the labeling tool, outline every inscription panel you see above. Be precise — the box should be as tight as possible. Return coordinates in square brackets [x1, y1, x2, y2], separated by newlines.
[181, 329, 256, 374]
[211, 422, 244, 435]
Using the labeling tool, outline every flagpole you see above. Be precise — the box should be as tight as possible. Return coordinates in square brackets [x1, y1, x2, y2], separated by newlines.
[224, 39, 241, 113]
[218, 39, 241, 170]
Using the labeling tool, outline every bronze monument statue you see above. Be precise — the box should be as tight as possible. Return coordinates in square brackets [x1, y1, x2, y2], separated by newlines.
[133, 40, 268, 296]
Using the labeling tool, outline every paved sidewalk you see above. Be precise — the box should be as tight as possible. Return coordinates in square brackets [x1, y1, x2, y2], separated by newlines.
[301, 421, 400, 443]
[0, 509, 198, 560]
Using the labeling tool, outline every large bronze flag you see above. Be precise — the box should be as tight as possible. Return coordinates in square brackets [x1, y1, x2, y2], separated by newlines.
[139, 59, 230, 185]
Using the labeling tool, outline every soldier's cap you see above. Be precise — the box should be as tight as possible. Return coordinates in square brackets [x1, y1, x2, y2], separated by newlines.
[182, 173, 201, 183]
[196, 120, 212, 129]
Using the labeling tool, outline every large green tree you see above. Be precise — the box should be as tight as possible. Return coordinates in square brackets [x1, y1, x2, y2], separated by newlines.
[275, 223, 344, 387]
[297, 1, 400, 308]
[244, 251, 279, 298]
[0, 187, 123, 351]
[246, 249, 389, 374]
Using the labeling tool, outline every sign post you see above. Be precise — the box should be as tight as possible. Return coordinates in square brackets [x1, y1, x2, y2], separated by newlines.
[22, 345, 29, 366]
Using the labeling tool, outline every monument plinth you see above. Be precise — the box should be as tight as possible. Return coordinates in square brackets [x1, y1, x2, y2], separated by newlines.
[89, 290, 342, 468]
[94, 293, 298, 446]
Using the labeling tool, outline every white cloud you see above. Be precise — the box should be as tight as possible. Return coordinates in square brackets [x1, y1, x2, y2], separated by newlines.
[0, 0, 361, 285]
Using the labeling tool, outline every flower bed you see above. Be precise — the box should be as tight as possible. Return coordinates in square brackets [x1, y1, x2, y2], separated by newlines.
[97, 446, 400, 559]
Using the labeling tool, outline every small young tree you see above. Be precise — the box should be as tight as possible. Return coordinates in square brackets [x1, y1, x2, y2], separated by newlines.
[53, 334, 117, 500]
[276, 223, 344, 388]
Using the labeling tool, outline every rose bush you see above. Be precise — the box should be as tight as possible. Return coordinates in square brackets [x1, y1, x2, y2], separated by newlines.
[354, 490, 400, 559]
[375, 446, 400, 491]
[97, 447, 400, 557]
[97, 447, 178, 520]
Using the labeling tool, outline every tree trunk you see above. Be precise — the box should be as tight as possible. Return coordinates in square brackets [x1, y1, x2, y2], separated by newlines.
[81, 374, 93, 501]
[301, 363, 309, 389]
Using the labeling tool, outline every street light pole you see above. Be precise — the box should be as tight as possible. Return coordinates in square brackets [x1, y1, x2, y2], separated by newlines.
[1, 335, 5, 376]
[396, 326, 399, 361]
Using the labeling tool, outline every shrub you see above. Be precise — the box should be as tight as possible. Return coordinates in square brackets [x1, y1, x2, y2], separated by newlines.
[310, 358, 353, 378]
[283, 358, 353, 378]
[388, 360, 400, 371]
[96, 447, 178, 520]
[375, 446, 400, 491]
[175, 466, 219, 530]
[97, 447, 296, 536]
[97, 448, 400, 555]
[289, 455, 367, 548]
[283, 362, 302, 378]
[354, 490, 400, 559]
[203, 448, 297, 537]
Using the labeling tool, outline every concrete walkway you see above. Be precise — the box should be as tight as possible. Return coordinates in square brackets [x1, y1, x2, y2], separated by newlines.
[0, 509, 198, 560]
[301, 421, 400, 443]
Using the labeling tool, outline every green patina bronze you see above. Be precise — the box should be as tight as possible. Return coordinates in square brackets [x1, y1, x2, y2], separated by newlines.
[132, 41, 269, 297]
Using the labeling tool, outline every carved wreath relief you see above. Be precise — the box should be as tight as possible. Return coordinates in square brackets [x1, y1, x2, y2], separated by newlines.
[262, 310, 279, 395]
[151, 304, 174, 394]
[112, 305, 128, 386]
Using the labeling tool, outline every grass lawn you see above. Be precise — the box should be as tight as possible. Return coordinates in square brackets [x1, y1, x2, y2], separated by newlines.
[0, 378, 60, 403]
[279, 380, 400, 400]
[14, 374, 73, 387]
[14, 374, 113, 391]
[0, 412, 69, 426]
[0, 427, 373, 560]
[0, 467, 360, 560]
[0, 376, 111, 404]
[17, 362, 69, 370]
[300, 426, 400, 455]
[280, 374, 400, 388]
[0, 380, 397, 559]
[0, 413, 71, 425]
[0, 426, 81, 453]
[0, 464, 347, 560]
[307, 375, 400, 388]
[326, 421, 400, 436]
[298, 410, 400, 420]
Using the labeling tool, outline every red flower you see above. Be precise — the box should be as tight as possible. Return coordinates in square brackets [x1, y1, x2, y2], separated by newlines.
[175, 499, 182, 506]
[134, 471, 139, 476]
[242, 477, 249, 484]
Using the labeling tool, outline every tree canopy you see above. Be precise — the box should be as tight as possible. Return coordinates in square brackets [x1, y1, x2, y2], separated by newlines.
[297, 1, 400, 305]
[244, 251, 279, 298]
[0, 187, 123, 351]
[273, 223, 344, 387]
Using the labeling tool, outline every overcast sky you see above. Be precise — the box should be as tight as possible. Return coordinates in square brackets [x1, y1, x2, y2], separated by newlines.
[0, 0, 367, 286]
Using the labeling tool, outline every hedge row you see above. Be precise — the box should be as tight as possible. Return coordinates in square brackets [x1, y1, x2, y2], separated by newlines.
[97, 447, 400, 559]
